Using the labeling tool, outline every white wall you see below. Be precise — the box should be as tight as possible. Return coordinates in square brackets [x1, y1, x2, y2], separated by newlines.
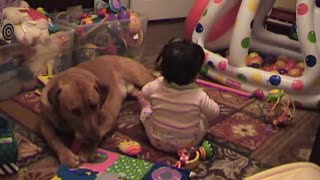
[120, 0, 130, 8]
[130, 0, 196, 20]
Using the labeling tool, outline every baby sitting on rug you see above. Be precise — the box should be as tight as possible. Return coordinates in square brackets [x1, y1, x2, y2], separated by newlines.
[137, 38, 220, 153]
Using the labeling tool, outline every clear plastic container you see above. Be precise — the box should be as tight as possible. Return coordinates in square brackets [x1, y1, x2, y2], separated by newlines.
[0, 25, 74, 100]
[54, 11, 148, 64]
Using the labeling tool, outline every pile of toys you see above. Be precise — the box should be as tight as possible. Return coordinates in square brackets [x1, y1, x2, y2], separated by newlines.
[0, 1, 73, 100]
[54, 147, 194, 179]
[244, 52, 305, 77]
[65, 137, 215, 179]
[54, 0, 146, 64]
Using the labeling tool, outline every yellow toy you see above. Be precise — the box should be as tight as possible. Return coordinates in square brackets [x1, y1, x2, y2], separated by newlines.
[35, 64, 54, 95]
[117, 141, 142, 156]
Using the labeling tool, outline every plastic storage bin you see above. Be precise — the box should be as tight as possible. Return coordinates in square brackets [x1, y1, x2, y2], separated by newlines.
[0, 25, 74, 100]
[54, 12, 148, 64]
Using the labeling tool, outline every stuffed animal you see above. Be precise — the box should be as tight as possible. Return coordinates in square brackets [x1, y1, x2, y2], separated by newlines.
[22, 31, 69, 77]
[2, 5, 50, 46]
[0, 0, 29, 44]
[0, 0, 21, 21]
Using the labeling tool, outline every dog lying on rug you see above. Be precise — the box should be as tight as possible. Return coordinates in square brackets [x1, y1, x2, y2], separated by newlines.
[40, 55, 155, 167]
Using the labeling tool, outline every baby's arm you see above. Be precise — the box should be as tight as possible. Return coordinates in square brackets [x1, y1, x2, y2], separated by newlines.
[137, 91, 151, 108]
[137, 77, 163, 122]
[200, 93, 220, 121]
[137, 91, 152, 123]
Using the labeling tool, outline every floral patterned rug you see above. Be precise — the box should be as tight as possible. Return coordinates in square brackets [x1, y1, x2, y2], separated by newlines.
[1, 83, 319, 180]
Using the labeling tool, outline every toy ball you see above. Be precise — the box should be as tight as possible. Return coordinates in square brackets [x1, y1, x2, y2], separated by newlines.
[277, 55, 288, 62]
[247, 56, 263, 68]
[285, 65, 293, 72]
[117, 141, 142, 156]
[264, 55, 277, 65]
[278, 68, 288, 75]
[288, 68, 303, 77]
[270, 70, 279, 74]
[296, 62, 305, 71]
[253, 89, 265, 100]
[275, 59, 286, 68]
[286, 59, 297, 68]
[262, 66, 273, 72]
[118, 9, 131, 20]
[248, 52, 259, 59]
[270, 64, 280, 70]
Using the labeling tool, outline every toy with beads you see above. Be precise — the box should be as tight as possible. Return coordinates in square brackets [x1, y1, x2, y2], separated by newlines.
[175, 140, 215, 170]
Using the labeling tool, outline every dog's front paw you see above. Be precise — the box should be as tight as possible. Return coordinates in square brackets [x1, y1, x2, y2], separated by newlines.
[79, 149, 98, 163]
[58, 149, 80, 168]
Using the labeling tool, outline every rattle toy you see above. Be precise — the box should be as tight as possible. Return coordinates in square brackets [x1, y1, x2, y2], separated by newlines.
[175, 140, 215, 170]
[262, 89, 295, 127]
[117, 140, 142, 156]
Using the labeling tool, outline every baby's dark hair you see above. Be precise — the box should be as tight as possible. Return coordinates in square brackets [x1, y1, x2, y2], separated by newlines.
[155, 38, 205, 85]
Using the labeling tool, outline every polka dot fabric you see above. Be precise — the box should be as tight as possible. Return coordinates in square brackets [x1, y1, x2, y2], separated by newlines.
[107, 155, 154, 179]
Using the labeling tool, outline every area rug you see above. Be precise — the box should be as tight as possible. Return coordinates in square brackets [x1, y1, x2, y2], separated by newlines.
[1, 83, 319, 180]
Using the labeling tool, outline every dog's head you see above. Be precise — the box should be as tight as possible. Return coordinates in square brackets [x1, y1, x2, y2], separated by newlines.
[46, 70, 107, 144]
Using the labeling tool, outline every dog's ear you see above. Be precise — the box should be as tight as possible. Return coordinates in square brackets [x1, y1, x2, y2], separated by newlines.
[94, 81, 108, 108]
[47, 85, 62, 108]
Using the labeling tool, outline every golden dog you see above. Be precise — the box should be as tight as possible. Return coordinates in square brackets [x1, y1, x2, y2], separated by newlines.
[40, 55, 155, 167]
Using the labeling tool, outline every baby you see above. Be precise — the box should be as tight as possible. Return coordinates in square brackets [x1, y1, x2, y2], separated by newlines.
[137, 38, 220, 153]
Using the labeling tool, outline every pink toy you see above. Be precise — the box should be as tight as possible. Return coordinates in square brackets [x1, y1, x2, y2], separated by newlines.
[196, 79, 251, 98]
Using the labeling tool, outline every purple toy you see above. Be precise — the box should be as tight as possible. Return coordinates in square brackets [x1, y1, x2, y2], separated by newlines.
[107, 13, 118, 21]
[118, 9, 130, 20]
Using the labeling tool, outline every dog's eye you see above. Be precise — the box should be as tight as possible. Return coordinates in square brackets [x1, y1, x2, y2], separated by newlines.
[71, 108, 81, 116]
[89, 103, 97, 111]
